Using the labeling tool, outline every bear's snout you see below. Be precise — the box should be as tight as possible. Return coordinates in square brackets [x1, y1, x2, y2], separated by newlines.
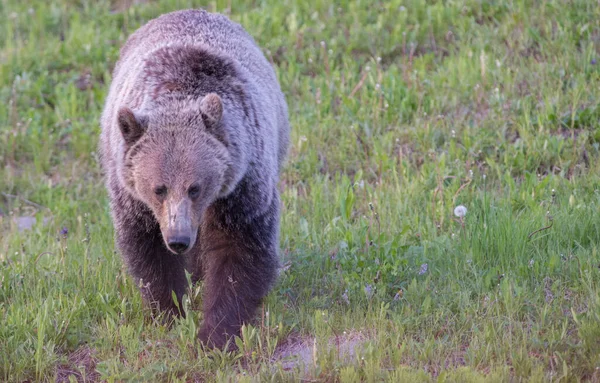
[167, 236, 191, 254]
[163, 199, 196, 254]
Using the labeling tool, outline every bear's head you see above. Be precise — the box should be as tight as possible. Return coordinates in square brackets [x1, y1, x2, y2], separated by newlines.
[117, 93, 232, 254]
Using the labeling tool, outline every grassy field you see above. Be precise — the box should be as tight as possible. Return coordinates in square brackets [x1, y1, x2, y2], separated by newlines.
[1, 0, 600, 381]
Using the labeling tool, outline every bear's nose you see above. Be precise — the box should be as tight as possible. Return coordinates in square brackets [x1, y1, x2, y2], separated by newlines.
[168, 237, 190, 254]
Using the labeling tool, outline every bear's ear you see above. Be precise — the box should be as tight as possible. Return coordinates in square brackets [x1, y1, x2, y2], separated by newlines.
[199, 93, 223, 125]
[117, 107, 147, 146]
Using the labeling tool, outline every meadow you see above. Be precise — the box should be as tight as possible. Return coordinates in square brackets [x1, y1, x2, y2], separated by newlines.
[1, 0, 600, 381]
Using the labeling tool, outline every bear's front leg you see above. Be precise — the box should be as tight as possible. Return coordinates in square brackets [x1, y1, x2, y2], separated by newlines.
[114, 206, 189, 319]
[198, 202, 280, 348]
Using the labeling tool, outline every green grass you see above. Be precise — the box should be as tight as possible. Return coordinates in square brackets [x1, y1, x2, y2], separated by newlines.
[1, 0, 600, 381]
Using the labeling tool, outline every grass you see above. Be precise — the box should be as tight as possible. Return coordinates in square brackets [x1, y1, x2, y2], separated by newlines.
[1, 0, 600, 381]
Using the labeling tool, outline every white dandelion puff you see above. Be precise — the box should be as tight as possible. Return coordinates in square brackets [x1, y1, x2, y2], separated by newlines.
[454, 205, 467, 218]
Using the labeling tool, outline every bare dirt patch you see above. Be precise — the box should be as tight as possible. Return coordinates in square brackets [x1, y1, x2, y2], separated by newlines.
[55, 346, 100, 383]
[273, 330, 369, 371]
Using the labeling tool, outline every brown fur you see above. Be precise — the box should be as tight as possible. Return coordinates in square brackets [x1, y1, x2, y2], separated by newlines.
[99, 9, 289, 348]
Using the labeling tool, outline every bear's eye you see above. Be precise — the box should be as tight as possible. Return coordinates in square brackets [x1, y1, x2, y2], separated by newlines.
[188, 184, 201, 199]
[154, 185, 168, 198]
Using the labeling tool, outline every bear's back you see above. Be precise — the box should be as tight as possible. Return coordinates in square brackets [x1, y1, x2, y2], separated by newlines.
[118, 10, 276, 86]
[106, 9, 286, 137]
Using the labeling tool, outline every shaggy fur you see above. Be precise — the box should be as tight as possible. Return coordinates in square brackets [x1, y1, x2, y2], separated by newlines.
[99, 9, 289, 348]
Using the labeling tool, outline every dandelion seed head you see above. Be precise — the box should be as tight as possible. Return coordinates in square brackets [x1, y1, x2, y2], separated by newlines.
[454, 205, 467, 218]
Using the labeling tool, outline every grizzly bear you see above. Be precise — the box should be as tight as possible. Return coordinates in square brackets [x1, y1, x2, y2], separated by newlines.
[99, 9, 289, 348]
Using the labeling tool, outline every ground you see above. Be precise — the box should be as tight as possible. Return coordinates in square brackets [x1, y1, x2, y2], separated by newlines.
[1, 0, 600, 382]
